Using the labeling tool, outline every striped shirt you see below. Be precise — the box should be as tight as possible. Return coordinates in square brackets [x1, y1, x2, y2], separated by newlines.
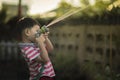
[19, 43, 55, 80]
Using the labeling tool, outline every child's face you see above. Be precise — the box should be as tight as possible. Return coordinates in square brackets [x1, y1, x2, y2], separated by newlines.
[25, 25, 40, 42]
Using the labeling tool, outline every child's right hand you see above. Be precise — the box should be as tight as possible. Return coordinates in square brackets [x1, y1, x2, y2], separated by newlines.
[35, 34, 45, 43]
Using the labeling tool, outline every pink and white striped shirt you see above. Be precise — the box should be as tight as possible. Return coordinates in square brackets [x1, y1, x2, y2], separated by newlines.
[19, 43, 55, 80]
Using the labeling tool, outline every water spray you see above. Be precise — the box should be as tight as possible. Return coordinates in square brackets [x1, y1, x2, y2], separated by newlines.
[46, 0, 105, 28]
[36, 2, 97, 37]
[46, 6, 89, 28]
[35, 6, 88, 37]
[36, 6, 88, 36]
[46, 9, 75, 27]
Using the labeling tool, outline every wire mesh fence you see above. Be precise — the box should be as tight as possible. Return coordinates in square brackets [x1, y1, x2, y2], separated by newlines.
[0, 41, 29, 80]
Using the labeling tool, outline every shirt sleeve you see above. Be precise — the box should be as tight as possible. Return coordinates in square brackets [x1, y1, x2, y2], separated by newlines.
[23, 46, 40, 61]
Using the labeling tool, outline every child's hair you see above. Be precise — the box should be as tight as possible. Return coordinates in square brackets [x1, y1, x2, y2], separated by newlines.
[15, 17, 40, 41]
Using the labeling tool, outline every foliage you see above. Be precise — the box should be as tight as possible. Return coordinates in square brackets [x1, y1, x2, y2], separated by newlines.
[80, 0, 89, 5]
[52, 53, 82, 80]
[0, 6, 7, 24]
[61, 6, 120, 25]
[80, 61, 105, 80]
[54, 0, 73, 17]
[52, 52, 120, 80]
[51, 0, 120, 25]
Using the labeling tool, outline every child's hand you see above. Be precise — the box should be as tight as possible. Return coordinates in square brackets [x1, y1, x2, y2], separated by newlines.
[43, 32, 49, 38]
[35, 30, 41, 38]
[35, 26, 49, 38]
[35, 34, 45, 43]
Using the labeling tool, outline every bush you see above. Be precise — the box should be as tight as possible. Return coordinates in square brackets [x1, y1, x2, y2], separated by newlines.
[52, 53, 81, 80]
[52, 53, 114, 80]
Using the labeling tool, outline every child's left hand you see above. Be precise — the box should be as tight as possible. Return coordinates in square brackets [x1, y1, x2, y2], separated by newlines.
[43, 32, 49, 38]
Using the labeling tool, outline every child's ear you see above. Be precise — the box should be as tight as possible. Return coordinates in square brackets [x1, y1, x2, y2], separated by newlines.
[24, 28, 31, 36]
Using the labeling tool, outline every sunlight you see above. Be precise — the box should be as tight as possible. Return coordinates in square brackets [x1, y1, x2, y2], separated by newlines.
[66, 0, 81, 7]
[40, 12, 56, 18]
[0, 2, 2, 10]
[102, 0, 111, 2]
[107, 0, 120, 11]
[89, 0, 96, 5]
[28, 0, 61, 15]
[28, 4, 46, 15]
[107, 4, 113, 11]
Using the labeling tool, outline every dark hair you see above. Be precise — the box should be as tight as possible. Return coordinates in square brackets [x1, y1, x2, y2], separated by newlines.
[15, 17, 40, 41]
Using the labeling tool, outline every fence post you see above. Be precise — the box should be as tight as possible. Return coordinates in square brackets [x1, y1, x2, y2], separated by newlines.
[0, 41, 20, 60]
[13, 43, 19, 59]
[7, 41, 13, 60]
[0, 41, 6, 60]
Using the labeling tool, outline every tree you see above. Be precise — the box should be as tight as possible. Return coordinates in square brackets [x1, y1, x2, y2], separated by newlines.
[0, 6, 7, 24]
[80, 0, 89, 6]
[56, 0, 73, 17]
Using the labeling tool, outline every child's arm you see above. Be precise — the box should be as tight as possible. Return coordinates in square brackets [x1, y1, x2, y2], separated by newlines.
[35, 35, 50, 63]
[44, 32, 54, 52]
[45, 37, 54, 52]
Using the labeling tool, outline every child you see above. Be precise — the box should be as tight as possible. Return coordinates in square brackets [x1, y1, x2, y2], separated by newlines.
[16, 17, 55, 80]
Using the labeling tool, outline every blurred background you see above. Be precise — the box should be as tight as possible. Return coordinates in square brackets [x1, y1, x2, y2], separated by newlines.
[0, 0, 120, 80]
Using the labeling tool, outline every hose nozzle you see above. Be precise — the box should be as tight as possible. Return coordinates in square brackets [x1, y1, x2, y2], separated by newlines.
[35, 25, 49, 38]
[40, 25, 49, 34]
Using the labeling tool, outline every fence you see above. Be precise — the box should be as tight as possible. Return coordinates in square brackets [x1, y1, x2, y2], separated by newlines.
[0, 41, 29, 80]
[0, 41, 22, 60]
